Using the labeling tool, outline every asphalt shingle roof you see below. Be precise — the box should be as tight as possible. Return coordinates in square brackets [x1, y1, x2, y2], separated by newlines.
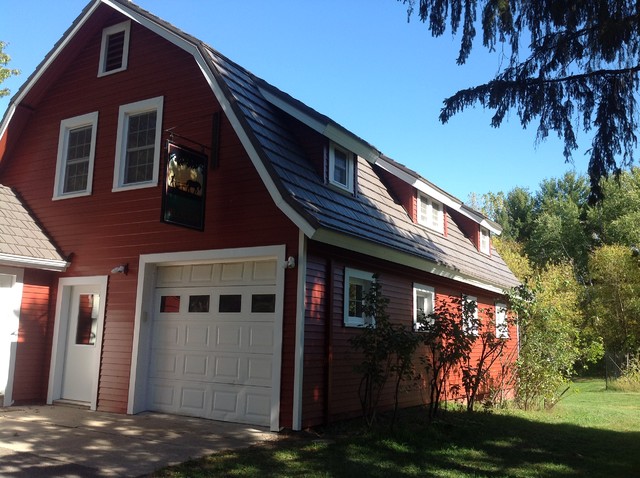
[0, 185, 67, 266]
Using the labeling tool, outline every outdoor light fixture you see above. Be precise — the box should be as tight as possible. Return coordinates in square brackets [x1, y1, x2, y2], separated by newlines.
[111, 264, 129, 275]
[285, 256, 296, 269]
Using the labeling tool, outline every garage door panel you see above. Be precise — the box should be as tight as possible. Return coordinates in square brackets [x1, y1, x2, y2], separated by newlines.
[183, 354, 209, 378]
[185, 324, 211, 347]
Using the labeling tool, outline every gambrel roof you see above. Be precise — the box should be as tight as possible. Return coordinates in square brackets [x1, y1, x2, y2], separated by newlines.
[0, 0, 518, 292]
[0, 185, 68, 271]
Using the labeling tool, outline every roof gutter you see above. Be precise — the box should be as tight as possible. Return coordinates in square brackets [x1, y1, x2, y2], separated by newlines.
[0, 254, 69, 272]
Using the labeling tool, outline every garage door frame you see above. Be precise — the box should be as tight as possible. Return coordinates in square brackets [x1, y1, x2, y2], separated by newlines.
[128, 245, 286, 431]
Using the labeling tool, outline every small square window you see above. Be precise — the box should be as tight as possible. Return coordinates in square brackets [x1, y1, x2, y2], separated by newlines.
[53, 112, 99, 200]
[188, 295, 210, 313]
[113, 96, 164, 191]
[495, 302, 509, 338]
[219, 294, 242, 313]
[344, 268, 374, 327]
[98, 21, 131, 76]
[418, 194, 444, 233]
[329, 143, 354, 192]
[251, 294, 276, 313]
[413, 284, 435, 331]
[160, 296, 180, 313]
[480, 227, 491, 254]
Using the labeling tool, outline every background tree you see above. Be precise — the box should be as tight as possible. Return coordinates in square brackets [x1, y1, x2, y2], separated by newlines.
[588, 244, 640, 357]
[508, 262, 603, 410]
[0, 41, 20, 98]
[401, 0, 640, 201]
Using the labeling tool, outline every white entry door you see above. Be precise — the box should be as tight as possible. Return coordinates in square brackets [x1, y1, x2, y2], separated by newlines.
[0, 270, 21, 406]
[60, 285, 102, 403]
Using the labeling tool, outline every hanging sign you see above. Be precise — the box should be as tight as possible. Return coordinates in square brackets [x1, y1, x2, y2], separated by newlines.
[162, 141, 208, 230]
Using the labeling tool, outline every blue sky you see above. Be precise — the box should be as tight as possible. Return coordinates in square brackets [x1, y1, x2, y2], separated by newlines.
[1, 0, 587, 202]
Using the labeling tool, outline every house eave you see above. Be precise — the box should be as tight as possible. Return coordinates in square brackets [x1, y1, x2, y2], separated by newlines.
[0, 254, 69, 272]
[310, 228, 509, 295]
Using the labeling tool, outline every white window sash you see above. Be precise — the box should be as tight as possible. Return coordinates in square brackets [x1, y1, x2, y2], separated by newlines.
[112, 96, 164, 192]
[53, 112, 99, 200]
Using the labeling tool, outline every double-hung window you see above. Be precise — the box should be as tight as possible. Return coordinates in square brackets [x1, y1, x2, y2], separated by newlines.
[418, 194, 444, 233]
[329, 142, 354, 192]
[113, 96, 164, 191]
[495, 302, 509, 338]
[480, 227, 491, 254]
[98, 21, 131, 76]
[344, 268, 374, 327]
[413, 284, 435, 331]
[53, 112, 99, 199]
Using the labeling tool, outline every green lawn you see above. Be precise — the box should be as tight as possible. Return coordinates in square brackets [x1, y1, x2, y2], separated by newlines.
[151, 380, 640, 477]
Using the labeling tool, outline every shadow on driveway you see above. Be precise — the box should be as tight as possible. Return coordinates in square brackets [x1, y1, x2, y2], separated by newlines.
[0, 405, 274, 477]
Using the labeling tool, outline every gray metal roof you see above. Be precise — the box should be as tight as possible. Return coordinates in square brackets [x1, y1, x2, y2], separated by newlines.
[0, 185, 68, 271]
[203, 46, 519, 290]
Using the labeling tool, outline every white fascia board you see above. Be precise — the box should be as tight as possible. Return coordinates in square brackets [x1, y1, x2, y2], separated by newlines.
[311, 229, 507, 295]
[375, 157, 502, 235]
[0, 254, 69, 272]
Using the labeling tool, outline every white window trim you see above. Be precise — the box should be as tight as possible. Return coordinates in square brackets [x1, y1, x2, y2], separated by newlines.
[413, 283, 435, 331]
[418, 194, 444, 233]
[495, 302, 509, 338]
[344, 268, 374, 327]
[480, 226, 491, 254]
[328, 142, 354, 192]
[112, 96, 164, 192]
[98, 20, 131, 77]
[463, 294, 479, 336]
[52, 111, 99, 200]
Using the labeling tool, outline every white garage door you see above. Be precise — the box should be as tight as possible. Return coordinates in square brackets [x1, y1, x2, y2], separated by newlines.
[148, 260, 278, 426]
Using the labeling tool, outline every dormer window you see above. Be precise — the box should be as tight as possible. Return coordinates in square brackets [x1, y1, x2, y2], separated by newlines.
[98, 21, 131, 76]
[329, 142, 354, 192]
[480, 227, 491, 254]
[418, 194, 444, 233]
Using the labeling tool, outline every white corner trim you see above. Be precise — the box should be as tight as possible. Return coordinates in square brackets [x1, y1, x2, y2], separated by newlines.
[292, 230, 307, 431]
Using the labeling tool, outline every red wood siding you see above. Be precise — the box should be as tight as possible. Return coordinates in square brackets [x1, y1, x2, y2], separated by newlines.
[12, 269, 56, 404]
[1, 12, 301, 424]
[302, 241, 518, 426]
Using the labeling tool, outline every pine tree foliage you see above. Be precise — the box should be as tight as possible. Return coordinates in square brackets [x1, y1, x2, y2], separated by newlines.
[401, 0, 640, 201]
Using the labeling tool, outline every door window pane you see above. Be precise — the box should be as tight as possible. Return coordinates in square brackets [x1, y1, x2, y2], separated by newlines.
[219, 294, 242, 313]
[160, 295, 180, 313]
[76, 293, 99, 345]
[251, 294, 276, 313]
[189, 295, 210, 313]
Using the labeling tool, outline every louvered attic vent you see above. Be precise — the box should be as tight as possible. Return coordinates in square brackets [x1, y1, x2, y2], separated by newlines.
[98, 21, 130, 76]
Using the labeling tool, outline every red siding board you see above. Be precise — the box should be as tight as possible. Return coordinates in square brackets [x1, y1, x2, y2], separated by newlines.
[12, 269, 55, 404]
[301, 241, 518, 427]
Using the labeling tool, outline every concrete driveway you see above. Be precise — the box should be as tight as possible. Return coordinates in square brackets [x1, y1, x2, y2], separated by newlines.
[0, 405, 274, 477]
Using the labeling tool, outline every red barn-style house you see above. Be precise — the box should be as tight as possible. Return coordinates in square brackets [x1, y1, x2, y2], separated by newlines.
[0, 0, 519, 431]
